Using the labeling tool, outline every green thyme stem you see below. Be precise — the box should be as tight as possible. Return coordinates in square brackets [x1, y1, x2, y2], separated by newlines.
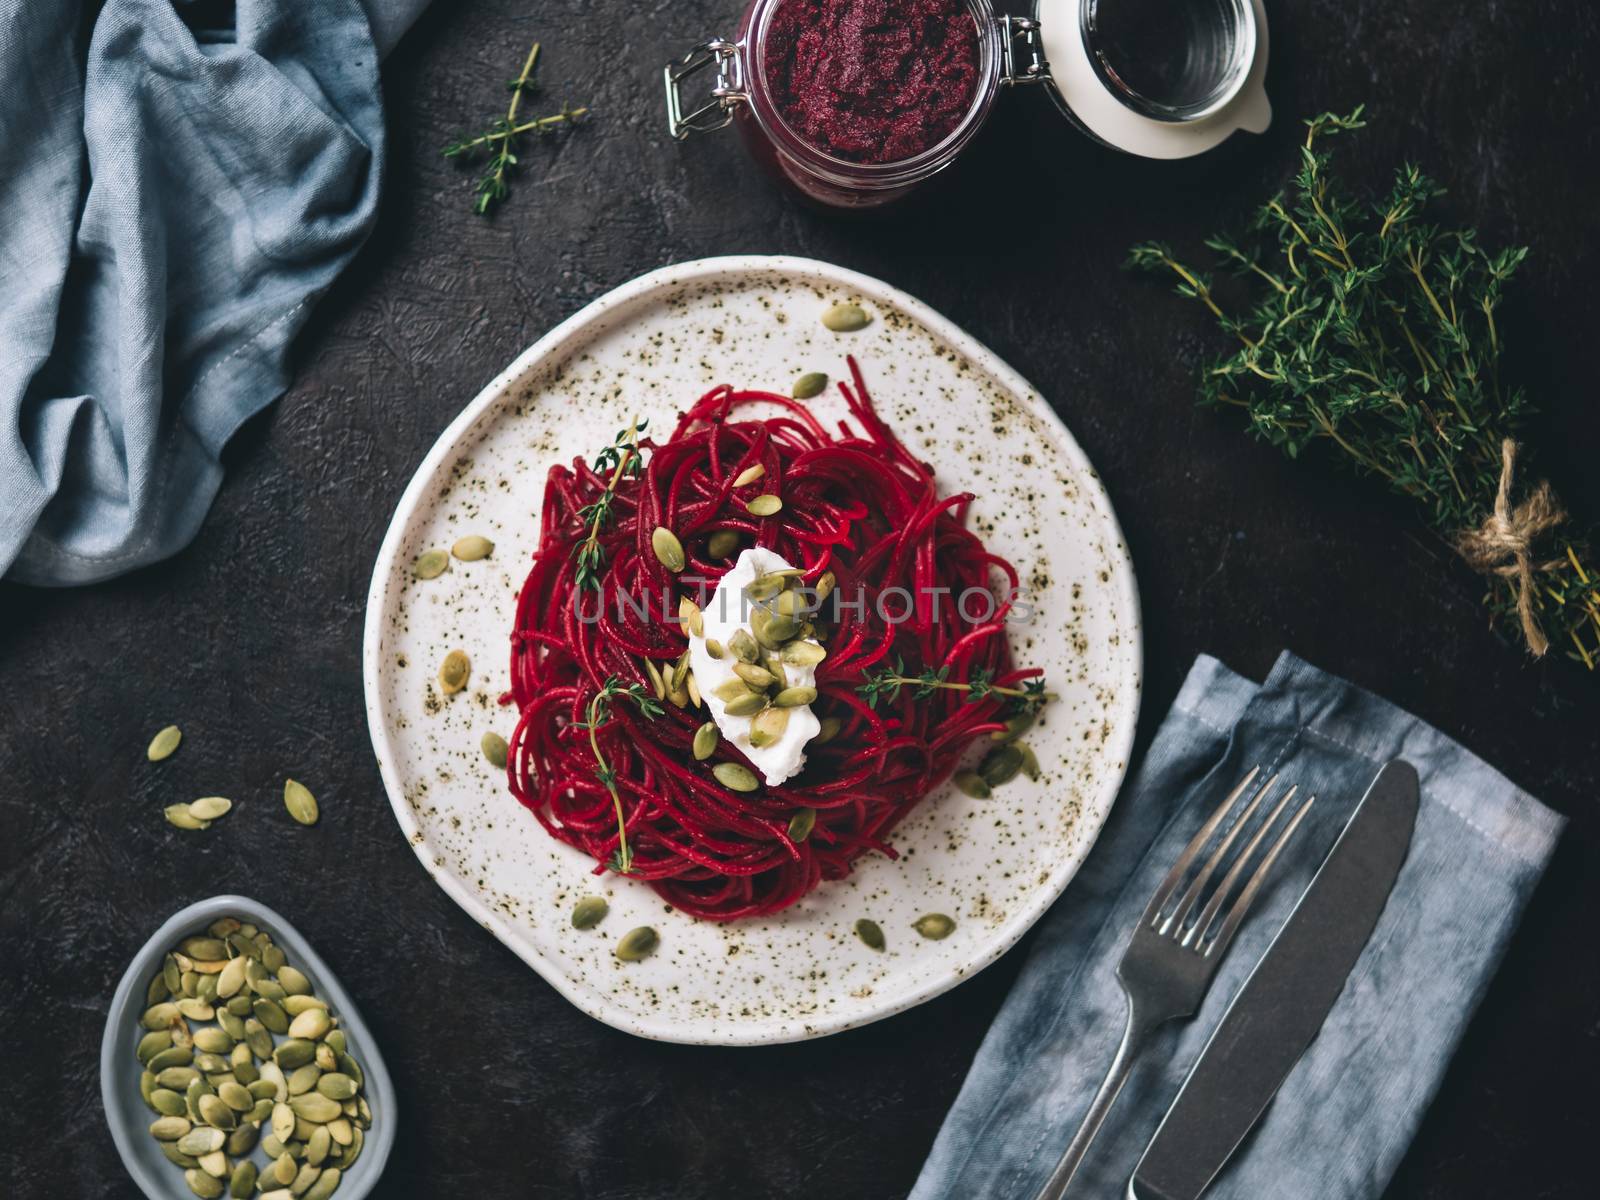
[446, 109, 591, 154]
[586, 690, 632, 875]
[573, 417, 643, 590]
[873, 676, 1052, 703]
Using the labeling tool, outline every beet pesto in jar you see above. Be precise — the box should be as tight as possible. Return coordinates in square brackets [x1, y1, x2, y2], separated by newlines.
[762, 0, 982, 164]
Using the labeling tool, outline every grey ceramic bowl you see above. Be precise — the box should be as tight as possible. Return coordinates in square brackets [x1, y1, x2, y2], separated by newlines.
[102, 896, 395, 1199]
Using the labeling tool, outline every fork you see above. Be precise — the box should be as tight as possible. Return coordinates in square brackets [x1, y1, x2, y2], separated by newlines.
[1032, 767, 1315, 1200]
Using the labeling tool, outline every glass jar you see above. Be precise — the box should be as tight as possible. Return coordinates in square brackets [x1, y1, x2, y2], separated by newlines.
[665, 0, 1273, 209]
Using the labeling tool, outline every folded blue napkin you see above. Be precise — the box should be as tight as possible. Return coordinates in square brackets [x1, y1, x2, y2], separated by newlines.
[912, 652, 1563, 1200]
[0, 0, 426, 586]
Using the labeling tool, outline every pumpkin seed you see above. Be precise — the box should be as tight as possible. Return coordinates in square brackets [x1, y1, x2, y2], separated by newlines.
[263, 943, 287, 972]
[274, 1039, 316, 1070]
[686, 670, 702, 708]
[214, 956, 245, 1000]
[177, 1127, 225, 1157]
[150, 1115, 192, 1140]
[792, 371, 828, 399]
[336, 1126, 364, 1169]
[913, 913, 956, 940]
[750, 706, 790, 749]
[953, 769, 991, 799]
[188, 796, 232, 821]
[650, 526, 685, 572]
[193, 1027, 232, 1055]
[642, 656, 667, 701]
[752, 608, 799, 646]
[259, 1060, 288, 1102]
[150, 1087, 187, 1117]
[304, 1167, 343, 1200]
[728, 629, 759, 663]
[161, 1142, 200, 1169]
[712, 678, 754, 703]
[821, 302, 871, 332]
[744, 572, 787, 601]
[164, 953, 184, 994]
[315, 1042, 337, 1071]
[614, 926, 659, 961]
[773, 686, 817, 707]
[218, 1009, 247, 1041]
[230, 1044, 256, 1085]
[451, 534, 494, 561]
[165, 804, 211, 832]
[246, 1016, 276, 1055]
[712, 762, 759, 792]
[780, 640, 826, 667]
[283, 779, 319, 826]
[271, 1149, 297, 1183]
[815, 715, 843, 744]
[991, 711, 1035, 743]
[316, 1073, 358, 1101]
[229, 1160, 258, 1199]
[254, 999, 290, 1035]
[745, 493, 783, 517]
[137, 1030, 173, 1064]
[335, 1053, 362, 1089]
[157, 1066, 200, 1090]
[722, 692, 766, 717]
[148, 1046, 192, 1073]
[816, 570, 837, 602]
[732, 662, 778, 689]
[707, 529, 741, 559]
[786, 807, 816, 842]
[328, 1115, 355, 1144]
[288, 1065, 322, 1096]
[670, 650, 691, 692]
[184, 1168, 224, 1198]
[227, 1122, 259, 1158]
[980, 745, 1026, 787]
[692, 722, 719, 761]
[412, 549, 450, 580]
[218, 1081, 253, 1112]
[147, 725, 183, 762]
[277, 965, 311, 996]
[288, 1008, 331, 1041]
[704, 638, 724, 660]
[566, 895, 609, 932]
[679, 595, 704, 637]
[1018, 742, 1041, 781]
[437, 649, 470, 695]
[773, 588, 806, 620]
[198, 1092, 236, 1130]
[325, 1029, 346, 1054]
[291, 1093, 343, 1123]
[271, 1102, 297, 1142]
[480, 731, 509, 770]
[248, 1080, 277, 1102]
[197, 1149, 228, 1178]
[283, 994, 328, 1016]
[854, 919, 885, 951]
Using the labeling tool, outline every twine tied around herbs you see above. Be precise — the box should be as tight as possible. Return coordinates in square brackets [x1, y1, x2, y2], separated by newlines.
[1455, 438, 1568, 657]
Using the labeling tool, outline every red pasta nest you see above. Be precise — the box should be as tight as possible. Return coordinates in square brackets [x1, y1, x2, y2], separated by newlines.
[506, 358, 1037, 919]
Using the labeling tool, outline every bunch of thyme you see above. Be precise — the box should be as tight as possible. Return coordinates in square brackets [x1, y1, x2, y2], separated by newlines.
[573, 419, 647, 591]
[858, 657, 1053, 713]
[1129, 108, 1599, 667]
[442, 41, 587, 215]
[577, 676, 664, 875]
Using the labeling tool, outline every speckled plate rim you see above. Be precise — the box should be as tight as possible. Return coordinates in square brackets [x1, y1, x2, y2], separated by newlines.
[361, 255, 1142, 1045]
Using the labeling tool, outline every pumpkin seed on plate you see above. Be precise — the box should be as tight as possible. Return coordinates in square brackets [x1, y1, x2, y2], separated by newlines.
[745, 493, 783, 517]
[147, 725, 183, 762]
[288, 1007, 331, 1041]
[707, 529, 741, 559]
[614, 926, 659, 962]
[184, 1168, 224, 1198]
[732, 662, 778, 689]
[226, 1122, 259, 1157]
[229, 1160, 257, 1199]
[283, 779, 319, 826]
[150, 1115, 192, 1140]
[821, 302, 870, 332]
[481, 731, 509, 770]
[284, 994, 328, 1016]
[773, 686, 817, 708]
[732, 463, 766, 488]
[288, 1065, 322, 1096]
[815, 715, 843, 745]
[991, 711, 1036, 743]
[780, 640, 826, 667]
[316, 1073, 358, 1101]
[177, 1127, 225, 1157]
[712, 762, 759, 792]
[161, 1142, 200, 1169]
[412, 549, 450, 580]
[1019, 742, 1041, 780]
[750, 706, 790, 749]
[218, 1081, 253, 1112]
[437, 649, 470, 695]
[451, 534, 494, 561]
[650, 525, 685, 572]
[197, 1148, 228, 1178]
[197, 1092, 235, 1130]
[979, 745, 1026, 787]
[642, 656, 667, 701]
[192, 1027, 231, 1055]
[277, 965, 311, 996]
[704, 637, 724, 660]
[692, 722, 719, 761]
[570, 894, 610, 930]
[727, 629, 759, 663]
[274, 1039, 316, 1070]
[722, 692, 766, 717]
[854, 919, 885, 951]
[290, 1092, 342, 1123]
[792, 371, 828, 399]
[913, 913, 957, 940]
[953, 769, 991, 799]
[304, 1167, 342, 1200]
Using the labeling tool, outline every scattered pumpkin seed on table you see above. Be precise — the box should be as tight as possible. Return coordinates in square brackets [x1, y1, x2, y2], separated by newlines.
[438, 649, 471, 694]
[283, 779, 319, 826]
[134, 916, 373, 1196]
[953, 769, 991, 800]
[854, 919, 886, 951]
[615, 926, 659, 961]
[571, 895, 609, 929]
[731, 462, 765, 488]
[481, 731, 509, 769]
[147, 724, 183, 762]
[821, 302, 870, 332]
[745, 493, 783, 517]
[651, 525, 685, 572]
[792, 371, 828, 399]
[451, 534, 494, 561]
[412, 548, 450, 579]
[913, 913, 957, 940]
[980, 744, 1026, 786]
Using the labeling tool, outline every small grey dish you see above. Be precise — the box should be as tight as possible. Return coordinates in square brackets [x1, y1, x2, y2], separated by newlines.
[101, 895, 395, 1200]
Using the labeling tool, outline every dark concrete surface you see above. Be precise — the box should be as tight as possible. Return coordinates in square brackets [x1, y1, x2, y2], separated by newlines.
[3, 1, 1597, 1197]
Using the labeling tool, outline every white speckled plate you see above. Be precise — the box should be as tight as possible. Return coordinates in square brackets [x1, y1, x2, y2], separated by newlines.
[362, 256, 1141, 1045]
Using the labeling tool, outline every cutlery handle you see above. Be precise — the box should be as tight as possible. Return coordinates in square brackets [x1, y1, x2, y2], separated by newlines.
[1034, 1005, 1160, 1200]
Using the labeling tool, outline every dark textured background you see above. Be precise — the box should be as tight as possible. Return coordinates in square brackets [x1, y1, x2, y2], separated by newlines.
[3, 1, 1598, 1197]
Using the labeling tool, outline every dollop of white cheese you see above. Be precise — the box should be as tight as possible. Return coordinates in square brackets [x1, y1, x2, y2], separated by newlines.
[688, 547, 822, 788]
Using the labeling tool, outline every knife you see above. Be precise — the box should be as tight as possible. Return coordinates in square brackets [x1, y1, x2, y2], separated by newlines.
[1127, 759, 1420, 1200]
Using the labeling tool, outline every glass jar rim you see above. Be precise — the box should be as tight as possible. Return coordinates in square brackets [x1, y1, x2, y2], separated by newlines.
[743, 0, 1004, 190]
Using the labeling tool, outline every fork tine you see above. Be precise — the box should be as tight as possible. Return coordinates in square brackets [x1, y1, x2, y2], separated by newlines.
[1160, 773, 1280, 936]
[1182, 782, 1298, 947]
[1199, 792, 1316, 957]
[1139, 766, 1260, 928]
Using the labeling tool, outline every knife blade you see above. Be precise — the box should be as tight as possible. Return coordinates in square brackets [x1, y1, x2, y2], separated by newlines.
[1128, 759, 1420, 1200]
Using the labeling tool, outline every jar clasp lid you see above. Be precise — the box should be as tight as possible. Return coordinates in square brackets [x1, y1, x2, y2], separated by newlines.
[665, 39, 747, 140]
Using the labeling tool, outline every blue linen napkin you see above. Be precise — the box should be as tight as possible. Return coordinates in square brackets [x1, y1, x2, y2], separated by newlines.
[912, 651, 1564, 1200]
[0, 0, 427, 586]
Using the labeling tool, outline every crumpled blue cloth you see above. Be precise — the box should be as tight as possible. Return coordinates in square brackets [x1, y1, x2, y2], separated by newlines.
[913, 652, 1564, 1200]
[0, 0, 426, 586]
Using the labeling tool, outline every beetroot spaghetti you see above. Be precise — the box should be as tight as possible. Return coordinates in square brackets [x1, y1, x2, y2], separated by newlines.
[506, 358, 1048, 920]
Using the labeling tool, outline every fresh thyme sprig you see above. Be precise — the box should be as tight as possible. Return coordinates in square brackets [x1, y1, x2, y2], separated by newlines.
[577, 675, 664, 875]
[573, 419, 648, 591]
[1129, 107, 1600, 667]
[857, 657, 1053, 713]
[442, 40, 588, 215]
